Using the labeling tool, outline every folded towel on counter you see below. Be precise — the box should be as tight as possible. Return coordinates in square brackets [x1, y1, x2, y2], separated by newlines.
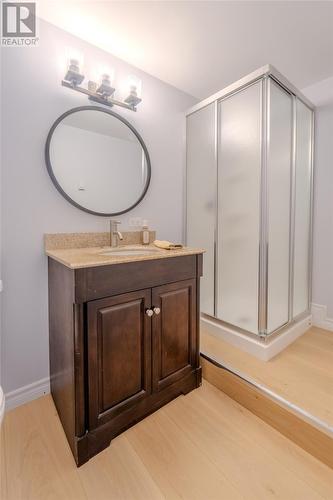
[153, 240, 183, 250]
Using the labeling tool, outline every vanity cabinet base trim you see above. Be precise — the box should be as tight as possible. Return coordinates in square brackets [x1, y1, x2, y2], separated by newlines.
[76, 368, 202, 466]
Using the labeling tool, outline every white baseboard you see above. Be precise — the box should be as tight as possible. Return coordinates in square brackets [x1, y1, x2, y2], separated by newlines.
[201, 315, 312, 361]
[5, 377, 50, 412]
[311, 303, 333, 332]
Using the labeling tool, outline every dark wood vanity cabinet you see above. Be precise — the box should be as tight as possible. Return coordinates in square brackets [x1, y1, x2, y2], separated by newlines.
[48, 254, 202, 466]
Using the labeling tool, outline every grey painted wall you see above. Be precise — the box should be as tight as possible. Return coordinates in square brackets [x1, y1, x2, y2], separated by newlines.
[312, 103, 333, 317]
[1, 20, 195, 393]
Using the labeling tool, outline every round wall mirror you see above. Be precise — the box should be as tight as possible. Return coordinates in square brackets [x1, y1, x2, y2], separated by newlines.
[45, 106, 151, 216]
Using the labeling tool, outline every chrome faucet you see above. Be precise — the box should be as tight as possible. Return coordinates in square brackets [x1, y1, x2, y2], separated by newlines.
[109, 220, 123, 247]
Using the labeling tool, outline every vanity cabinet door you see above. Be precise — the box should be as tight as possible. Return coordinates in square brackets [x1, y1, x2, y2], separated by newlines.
[152, 279, 197, 392]
[87, 289, 152, 430]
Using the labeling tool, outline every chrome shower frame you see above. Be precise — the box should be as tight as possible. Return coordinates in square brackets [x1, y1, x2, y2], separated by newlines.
[185, 65, 315, 338]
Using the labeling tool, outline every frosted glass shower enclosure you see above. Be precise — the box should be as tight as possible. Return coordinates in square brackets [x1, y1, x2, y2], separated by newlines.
[186, 65, 314, 338]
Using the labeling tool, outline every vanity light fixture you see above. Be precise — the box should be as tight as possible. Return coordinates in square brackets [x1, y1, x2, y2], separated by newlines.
[62, 58, 142, 112]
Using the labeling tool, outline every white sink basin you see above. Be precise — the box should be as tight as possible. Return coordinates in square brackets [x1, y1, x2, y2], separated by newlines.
[100, 247, 160, 257]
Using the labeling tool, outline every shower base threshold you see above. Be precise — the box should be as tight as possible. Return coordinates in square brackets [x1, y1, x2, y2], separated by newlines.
[201, 314, 311, 361]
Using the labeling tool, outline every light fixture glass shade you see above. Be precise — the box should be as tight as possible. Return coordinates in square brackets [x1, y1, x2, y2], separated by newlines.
[126, 75, 142, 98]
[64, 58, 84, 86]
[124, 75, 142, 107]
[101, 68, 115, 85]
[65, 47, 84, 68]
[96, 71, 115, 98]
[63, 48, 84, 83]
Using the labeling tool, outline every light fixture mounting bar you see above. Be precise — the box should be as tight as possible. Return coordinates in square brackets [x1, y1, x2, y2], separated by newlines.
[61, 80, 138, 112]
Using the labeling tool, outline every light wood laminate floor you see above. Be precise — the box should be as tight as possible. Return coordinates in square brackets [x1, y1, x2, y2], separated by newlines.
[1, 381, 333, 500]
[201, 326, 333, 428]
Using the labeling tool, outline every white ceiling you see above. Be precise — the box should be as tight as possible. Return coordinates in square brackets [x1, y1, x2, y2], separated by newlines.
[39, 0, 333, 99]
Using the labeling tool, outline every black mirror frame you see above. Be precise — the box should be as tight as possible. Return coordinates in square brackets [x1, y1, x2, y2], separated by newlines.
[45, 105, 151, 217]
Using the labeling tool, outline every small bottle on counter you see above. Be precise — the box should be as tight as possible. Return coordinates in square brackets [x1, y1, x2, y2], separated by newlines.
[142, 220, 150, 245]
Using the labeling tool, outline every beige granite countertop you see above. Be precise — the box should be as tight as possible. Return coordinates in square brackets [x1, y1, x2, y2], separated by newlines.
[46, 244, 205, 269]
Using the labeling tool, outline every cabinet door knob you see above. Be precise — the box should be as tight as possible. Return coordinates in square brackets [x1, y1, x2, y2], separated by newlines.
[153, 307, 161, 315]
[145, 308, 154, 317]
